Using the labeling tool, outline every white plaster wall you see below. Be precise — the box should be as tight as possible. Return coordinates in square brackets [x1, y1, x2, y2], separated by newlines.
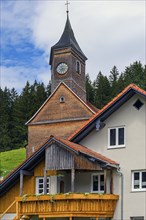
[80, 94, 146, 220]
[75, 172, 91, 192]
[50, 176, 57, 194]
[1, 213, 16, 220]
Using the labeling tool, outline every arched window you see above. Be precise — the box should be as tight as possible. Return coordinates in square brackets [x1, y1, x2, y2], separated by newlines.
[60, 96, 65, 103]
[76, 61, 81, 74]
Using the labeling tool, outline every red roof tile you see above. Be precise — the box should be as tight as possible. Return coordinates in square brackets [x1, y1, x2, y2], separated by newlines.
[68, 84, 146, 140]
[54, 136, 118, 165]
[1, 134, 118, 185]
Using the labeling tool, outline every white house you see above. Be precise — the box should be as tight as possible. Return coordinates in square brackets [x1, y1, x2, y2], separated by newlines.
[70, 83, 146, 220]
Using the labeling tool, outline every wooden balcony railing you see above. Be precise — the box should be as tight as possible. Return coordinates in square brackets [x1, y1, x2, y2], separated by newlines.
[15, 193, 119, 219]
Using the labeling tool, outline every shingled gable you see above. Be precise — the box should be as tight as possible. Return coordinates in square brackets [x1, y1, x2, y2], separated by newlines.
[69, 84, 146, 142]
[26, 82, 98, 126]
[0, 135, 118, 196]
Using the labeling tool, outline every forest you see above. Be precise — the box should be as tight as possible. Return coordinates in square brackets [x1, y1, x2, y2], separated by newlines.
[0, 61, 146, 152]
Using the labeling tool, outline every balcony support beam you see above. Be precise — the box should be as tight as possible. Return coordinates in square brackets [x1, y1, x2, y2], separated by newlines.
[20, 172, 23, 196]
[20, 170, 33, 196]
[104, 169, 107, 194]
[110, 170, 113, 194]
[44, 169, 47, 194]
[71, 168, 75, 192]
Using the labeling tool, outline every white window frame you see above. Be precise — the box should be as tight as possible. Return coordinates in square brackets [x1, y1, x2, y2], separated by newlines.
[36, 177, 50, 195]
[91, 173, 104, 193]
[132, 170, 146, 192]
[108, 126, 125, 149]
[131, 217, 144, 220]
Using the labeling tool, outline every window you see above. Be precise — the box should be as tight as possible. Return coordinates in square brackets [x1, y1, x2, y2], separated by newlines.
[108, 127, 125, 148]
[132, 171, 146, 191]
[76, 61, 81, 74]
[133, 99, 144, 110]
[131, 217, 144, 220]
[36, 177, 50, 194]
[91, 173, 104, 193]
[60, 96, 65, 103]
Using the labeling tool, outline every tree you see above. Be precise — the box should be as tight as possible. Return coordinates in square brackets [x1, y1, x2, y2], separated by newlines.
[109, 66, 119, 98]
[86, 74, 95, 104]
[0, 88, 12, 151]
[93, 72, 111, 109]
[122, 61, 146, 89]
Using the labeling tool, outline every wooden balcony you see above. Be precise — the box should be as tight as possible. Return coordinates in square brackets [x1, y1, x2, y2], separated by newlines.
[15, 193, 119, 219]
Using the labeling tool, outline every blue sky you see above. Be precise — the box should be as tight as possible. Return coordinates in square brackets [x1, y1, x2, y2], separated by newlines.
[0, 0, 145, 93]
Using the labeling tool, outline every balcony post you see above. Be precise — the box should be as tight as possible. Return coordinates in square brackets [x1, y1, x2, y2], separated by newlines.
[20, 170, 23, 196]
[44, 168, 47, 194]
[71, 168, 75, 192]
[110, 170, 113, 194]
[104, 169, 107, 194]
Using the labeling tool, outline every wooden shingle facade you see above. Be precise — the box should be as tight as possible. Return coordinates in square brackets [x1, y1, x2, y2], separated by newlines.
[26, 83, 97, 157]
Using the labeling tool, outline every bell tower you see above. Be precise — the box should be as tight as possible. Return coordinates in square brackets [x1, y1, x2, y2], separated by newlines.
[49, 12, 87, 101]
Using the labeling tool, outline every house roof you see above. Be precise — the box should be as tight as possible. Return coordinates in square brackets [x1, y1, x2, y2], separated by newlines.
[69, 84, 146, 142]
[49, 14, 87, 65]
[52, 136, 118, 166]
[0, 136, 118, 196]
[26, 82, 98, 125]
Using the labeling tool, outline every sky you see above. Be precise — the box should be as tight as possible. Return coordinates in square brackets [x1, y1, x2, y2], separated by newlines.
[0, 0, 145, 93]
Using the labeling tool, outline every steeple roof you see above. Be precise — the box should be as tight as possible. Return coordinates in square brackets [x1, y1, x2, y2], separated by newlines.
[49, 15, 87, 65]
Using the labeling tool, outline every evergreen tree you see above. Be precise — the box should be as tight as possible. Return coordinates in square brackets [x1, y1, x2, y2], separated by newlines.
[93, 72, 111, 108]
[86, 74, 94, 104]
[46, 81, 51, 97]
[0, 88, 12, 151]
[122, 61, 146, 89]
[12, 81, 33, 148]
[109, 66, 119, 98]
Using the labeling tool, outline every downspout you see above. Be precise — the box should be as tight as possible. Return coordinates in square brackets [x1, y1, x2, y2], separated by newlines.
[116, 168, 124, 220]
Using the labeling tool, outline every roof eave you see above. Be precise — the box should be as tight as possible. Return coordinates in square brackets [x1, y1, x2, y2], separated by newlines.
[70, 85, 146, 142]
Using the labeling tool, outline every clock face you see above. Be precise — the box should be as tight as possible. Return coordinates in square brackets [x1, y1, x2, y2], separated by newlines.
[56, 63, 68, 74]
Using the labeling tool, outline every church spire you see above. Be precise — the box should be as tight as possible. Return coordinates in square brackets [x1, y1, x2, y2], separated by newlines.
[49, 4, 87, 101]
[49, 12, 87, 65]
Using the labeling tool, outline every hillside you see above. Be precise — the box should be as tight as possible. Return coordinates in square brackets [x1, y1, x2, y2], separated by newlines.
[0, 148, 26, 180]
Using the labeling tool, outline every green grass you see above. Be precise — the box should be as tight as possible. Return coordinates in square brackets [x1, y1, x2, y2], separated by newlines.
[0, 148, 26, 179]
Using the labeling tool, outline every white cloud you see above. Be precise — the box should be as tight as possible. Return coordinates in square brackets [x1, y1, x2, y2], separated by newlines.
[1, 0, 145, 90]
[0, 65, 50, 93]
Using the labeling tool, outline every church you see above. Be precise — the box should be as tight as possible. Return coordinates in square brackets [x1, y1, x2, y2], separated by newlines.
[0, 7, 146, 220]
[25, 12, 98, 157]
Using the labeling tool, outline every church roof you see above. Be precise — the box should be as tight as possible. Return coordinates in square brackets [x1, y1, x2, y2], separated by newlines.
[49, 15, 87, 65]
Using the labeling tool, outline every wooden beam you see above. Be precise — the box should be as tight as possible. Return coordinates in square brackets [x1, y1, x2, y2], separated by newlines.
[39, 213, 107, 218]
[110, 170, 113, 194]
[0, 200, 16, 219]
[16, 201, 20, 220]
[71, 168, 75, 192]
[21, 170, 33, 176]
[20, 171, 23, 196]
[44, 168, 47, 194]
[104, 169, 107, 194]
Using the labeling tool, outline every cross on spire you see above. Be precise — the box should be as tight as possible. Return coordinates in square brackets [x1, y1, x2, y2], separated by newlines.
[65, 0, 70, 14]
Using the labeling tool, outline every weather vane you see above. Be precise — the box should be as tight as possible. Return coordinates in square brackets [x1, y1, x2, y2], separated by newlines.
[65, 0, 70, 14]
